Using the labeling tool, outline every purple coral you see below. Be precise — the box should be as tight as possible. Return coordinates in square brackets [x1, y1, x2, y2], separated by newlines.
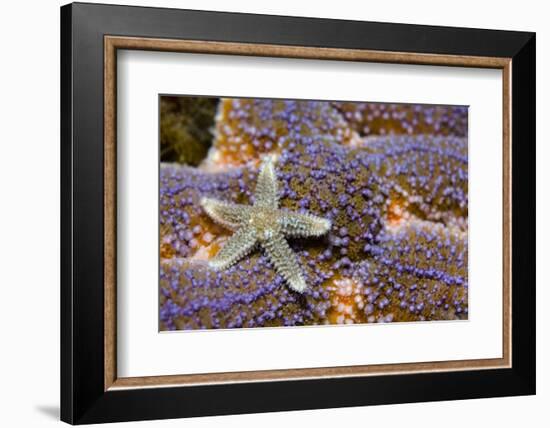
[159, 98, 469, 330]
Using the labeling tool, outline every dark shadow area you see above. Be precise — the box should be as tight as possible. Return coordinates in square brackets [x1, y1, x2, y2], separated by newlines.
[35, 405, 59, 420]
[160, 95, 219, 165]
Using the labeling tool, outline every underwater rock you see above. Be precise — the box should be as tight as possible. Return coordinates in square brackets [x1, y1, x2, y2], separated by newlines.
[159, 99, 469, 330]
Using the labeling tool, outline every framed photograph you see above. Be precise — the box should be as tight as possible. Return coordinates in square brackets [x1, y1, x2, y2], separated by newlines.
[60, 2, 535, 424]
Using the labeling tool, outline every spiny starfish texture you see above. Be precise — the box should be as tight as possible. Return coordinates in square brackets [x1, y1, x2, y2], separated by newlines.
[200, 156, 331, 292]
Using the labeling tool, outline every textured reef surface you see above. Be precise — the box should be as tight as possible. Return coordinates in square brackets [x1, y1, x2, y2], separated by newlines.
[160, 98, 468, 330]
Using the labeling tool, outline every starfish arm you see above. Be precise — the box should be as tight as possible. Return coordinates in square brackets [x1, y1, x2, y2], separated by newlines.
[262, 232, 307, 293]
[200, 197, 253, 231]
[254, 156, 279, 208]
[280, 211, 331, 238]
[209, 227, 257, 270]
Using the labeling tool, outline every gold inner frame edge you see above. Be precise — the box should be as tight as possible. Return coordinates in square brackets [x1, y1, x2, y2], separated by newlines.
[104, 36, 512, 391]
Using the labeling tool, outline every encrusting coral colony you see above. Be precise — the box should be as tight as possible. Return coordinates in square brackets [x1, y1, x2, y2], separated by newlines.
[160, 98, 468, 330]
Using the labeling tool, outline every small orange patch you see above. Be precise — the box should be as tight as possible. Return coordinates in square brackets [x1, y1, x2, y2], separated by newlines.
[160, 243, 175, 260]
[207, 241, 222, 258]
[387, 199, 407, 226]
[325, 275, 366, 325]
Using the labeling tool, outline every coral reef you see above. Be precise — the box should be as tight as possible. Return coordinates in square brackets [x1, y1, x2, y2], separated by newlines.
[206, 98, 355, 166]
[159, 98, 468, 330]
[332, 102, 468, 138]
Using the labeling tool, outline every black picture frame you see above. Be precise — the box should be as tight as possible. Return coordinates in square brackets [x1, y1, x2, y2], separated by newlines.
[61, 2, 535, 424]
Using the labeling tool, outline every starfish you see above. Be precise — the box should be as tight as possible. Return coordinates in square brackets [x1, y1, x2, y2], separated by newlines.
[200, 156, 331, 293]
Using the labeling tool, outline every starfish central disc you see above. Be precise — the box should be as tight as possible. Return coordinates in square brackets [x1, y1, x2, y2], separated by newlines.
[249, 208, 280, 241]
[200, 155, 331, 293]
